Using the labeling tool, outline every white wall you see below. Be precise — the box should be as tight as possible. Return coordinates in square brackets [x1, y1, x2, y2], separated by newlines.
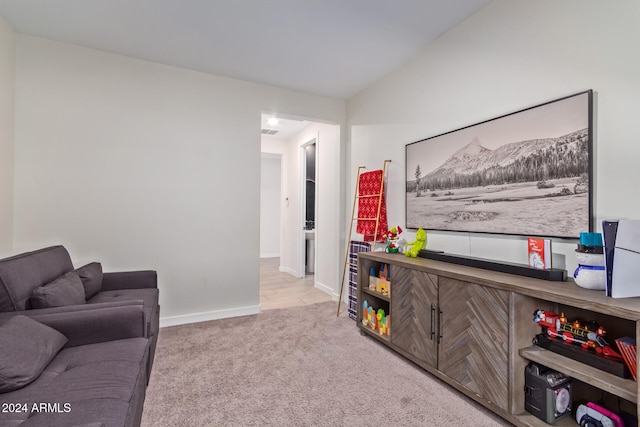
[347, 1, 640, 275]
[260, 154, 281, 258]
[0, 16, 14, 254]
[13, 35, 346, 324]
[290, 123, 341, 297]
[261, 137, 294, 275]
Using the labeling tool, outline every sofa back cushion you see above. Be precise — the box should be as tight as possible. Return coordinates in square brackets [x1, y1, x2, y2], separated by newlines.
[0, 246, 74, 312]
[30, 271, 86, 309]
[76, 262, 103, 300]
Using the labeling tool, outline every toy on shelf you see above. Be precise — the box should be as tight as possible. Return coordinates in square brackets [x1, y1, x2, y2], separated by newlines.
[377, 308, 390, 336]
[379, 263, 388, 278]
[361, 300, 390, 336]
[369, 264, 391, 296]
[368, 267, 377, 291]
[383, 226, 403, 253]
[362, 300, 370, 326]
[367, 306, 377, 330]
[361, 300, 378, 330]
[378, 281, 390, 297]
[378, 264, 391, 296]
[533, 309, 622, 359]
[405, 228, 426, 258]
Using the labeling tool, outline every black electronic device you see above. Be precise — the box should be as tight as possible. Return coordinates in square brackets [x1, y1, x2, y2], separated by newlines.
[525, 362, 572, 424]
[417, 250, 567, 281]
[602, 220, 619, 296]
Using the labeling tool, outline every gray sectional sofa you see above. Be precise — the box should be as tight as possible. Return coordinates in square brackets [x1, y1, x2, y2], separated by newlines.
[0, 246, 160, 427]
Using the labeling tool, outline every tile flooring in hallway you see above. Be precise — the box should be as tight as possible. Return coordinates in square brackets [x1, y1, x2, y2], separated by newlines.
[260, 257, 333, 310]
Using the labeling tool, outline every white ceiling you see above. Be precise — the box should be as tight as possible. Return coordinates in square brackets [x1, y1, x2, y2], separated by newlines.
[0, 0, 491, 100]
[261, 114, 311, 141]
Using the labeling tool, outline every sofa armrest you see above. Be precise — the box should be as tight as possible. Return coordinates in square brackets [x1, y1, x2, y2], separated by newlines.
[102, 270, 157, 291]
[27, 305, 146, 347]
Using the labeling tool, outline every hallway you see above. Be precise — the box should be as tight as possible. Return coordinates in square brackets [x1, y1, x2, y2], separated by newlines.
[259, 257, 333, 310]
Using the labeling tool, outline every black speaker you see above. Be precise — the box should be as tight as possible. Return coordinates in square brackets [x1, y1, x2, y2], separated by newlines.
[418, 250, 567, 281]
[525, 362, 572, 423]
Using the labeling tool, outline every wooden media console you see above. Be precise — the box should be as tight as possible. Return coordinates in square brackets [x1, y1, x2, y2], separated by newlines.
[356, 252, 640, 426]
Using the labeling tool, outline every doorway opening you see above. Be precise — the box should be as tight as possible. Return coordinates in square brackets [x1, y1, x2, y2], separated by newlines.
[259, 112, 340, 309]
[260, 114, 333, 310]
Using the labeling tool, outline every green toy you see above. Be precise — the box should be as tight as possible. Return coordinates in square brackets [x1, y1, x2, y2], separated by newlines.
[405, 227, 427, 258]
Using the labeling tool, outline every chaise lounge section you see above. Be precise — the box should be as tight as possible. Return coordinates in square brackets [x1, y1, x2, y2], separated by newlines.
[0, 305, 149, 427]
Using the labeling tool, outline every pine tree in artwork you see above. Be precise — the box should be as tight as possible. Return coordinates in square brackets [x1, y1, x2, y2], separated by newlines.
[415, 164, 422, 197]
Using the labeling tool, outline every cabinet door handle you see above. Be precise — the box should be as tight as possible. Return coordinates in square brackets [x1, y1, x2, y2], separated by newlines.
[438, 309, 443, 344]
[430, 304, 435, 340]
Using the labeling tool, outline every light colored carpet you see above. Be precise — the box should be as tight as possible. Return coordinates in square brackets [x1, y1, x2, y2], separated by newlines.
[141, 301, 511, 426]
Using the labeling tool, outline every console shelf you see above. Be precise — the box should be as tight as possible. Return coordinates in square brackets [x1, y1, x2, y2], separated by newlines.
[356, 252, 640, 427]
[519, 345, 636, 402]
[358, 323, 390, 342]
[361, 287, 390, 302]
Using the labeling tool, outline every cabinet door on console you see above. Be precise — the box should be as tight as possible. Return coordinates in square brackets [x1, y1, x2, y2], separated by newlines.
[390, 267, 438, 368]
[438, 277, 509, 411]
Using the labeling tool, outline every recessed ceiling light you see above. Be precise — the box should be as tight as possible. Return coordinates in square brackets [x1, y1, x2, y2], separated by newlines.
[268, 117, 279, 126]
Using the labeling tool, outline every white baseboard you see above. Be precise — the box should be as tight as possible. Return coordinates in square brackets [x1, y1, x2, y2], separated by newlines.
[160, 305, 261, 328]
[279, 265, 299, 277]
[315, 280, 339, 301]
[260, 253, 280, 258]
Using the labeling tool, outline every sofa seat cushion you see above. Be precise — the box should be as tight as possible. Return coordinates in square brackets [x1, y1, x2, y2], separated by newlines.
[0, 315, 68, 393]
[0, 338, 148, 427]
[87, 289, 158, 337]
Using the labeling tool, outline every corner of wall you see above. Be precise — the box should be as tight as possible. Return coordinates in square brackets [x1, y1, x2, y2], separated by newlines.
[0, 15, 15, 253]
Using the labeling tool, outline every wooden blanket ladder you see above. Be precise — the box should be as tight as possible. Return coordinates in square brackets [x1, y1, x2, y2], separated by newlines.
[337, 160, 391, 316]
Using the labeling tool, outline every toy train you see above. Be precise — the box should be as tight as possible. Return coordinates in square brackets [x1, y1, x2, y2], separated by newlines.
[533, 309, 622, 359]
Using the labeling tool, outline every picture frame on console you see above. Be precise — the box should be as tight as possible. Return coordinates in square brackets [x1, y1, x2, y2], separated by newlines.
[406, 90, 593, 239]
